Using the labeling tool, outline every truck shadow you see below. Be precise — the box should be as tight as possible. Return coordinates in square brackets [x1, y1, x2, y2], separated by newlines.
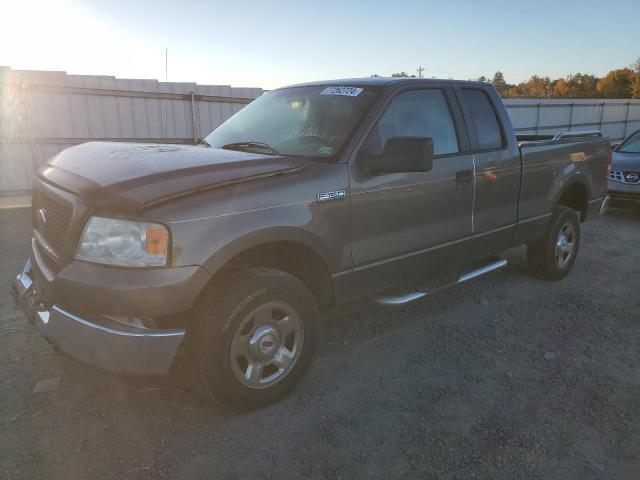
[606, 205, 640, 220]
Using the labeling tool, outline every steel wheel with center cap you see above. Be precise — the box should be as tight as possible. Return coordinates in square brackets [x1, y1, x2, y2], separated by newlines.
[230, 301, 304, 389]
[554, 222, 576, 269]
[189, 267, 318, 409]
[527, 205, 581, 280]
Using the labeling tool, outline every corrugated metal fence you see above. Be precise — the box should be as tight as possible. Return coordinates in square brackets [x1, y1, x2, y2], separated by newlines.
[2, 67, 640, 195]
[503, 98, 640, 141]
[0, 67, 262, 194]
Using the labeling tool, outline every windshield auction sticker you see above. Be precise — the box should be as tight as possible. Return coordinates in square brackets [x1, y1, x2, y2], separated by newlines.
[320, 86, 363, 97]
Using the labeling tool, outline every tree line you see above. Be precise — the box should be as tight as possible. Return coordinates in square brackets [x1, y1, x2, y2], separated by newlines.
[478, 57, 640, 98]
[372, 57, 640, 98]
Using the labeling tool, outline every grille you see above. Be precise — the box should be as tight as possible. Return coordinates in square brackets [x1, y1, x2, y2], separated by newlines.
[32, 190, 73, 258]
[610, 171, 624, 182]
[610, 170, 640, 185]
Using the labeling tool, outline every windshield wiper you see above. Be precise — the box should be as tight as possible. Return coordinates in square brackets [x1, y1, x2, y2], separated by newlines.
[220, 141, 281, 156]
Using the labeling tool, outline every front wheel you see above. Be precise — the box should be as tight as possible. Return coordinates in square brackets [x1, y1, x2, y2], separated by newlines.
[189, 267, 319, 410]
[527, 206, 581, 280]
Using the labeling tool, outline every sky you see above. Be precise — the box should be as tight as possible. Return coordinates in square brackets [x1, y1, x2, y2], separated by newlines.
[1, 0, 639, 90]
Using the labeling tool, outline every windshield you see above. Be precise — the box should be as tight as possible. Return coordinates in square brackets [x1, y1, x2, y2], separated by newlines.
[204, 86, 378, 158]
[618, 130, 640, 153]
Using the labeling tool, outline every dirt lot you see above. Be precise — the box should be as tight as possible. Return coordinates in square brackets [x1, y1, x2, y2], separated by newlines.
[1, 206, 639, 479]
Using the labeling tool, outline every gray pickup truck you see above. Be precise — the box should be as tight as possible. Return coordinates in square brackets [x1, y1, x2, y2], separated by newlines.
[13, 78, 610, 408]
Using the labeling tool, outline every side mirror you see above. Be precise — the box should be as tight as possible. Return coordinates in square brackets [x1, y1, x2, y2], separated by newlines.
[611, 143, 619, 151]
[364, 137, 434, 175]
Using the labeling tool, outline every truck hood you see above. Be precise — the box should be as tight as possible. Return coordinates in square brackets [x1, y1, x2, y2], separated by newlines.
[39, 142, 307, 211]
[612, 151, 640, 171]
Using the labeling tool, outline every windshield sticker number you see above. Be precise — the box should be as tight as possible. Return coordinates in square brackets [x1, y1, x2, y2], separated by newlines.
[318, 146, 333, 155]
[320, 87, 363, 97]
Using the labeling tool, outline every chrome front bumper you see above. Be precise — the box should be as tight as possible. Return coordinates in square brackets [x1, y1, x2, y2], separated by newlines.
[600, 195, 610, 215]
[12, 259, 185, 377]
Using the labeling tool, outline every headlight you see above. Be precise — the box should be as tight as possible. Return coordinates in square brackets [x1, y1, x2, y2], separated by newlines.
[76, 216, 169, 267]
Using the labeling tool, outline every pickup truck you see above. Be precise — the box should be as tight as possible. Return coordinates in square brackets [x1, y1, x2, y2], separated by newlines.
[13, 78, 611, 409]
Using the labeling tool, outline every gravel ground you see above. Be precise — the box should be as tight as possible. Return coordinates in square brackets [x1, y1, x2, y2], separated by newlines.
[1, 206, 639, 479]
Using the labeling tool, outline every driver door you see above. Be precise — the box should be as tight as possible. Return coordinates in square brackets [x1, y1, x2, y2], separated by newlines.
[347, 85, 475, 296]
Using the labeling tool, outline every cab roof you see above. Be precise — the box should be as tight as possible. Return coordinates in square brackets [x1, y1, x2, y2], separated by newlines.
[281, 77, 490, 90]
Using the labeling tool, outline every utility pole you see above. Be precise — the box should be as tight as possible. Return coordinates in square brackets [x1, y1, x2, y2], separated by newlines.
[163, 48, 168, 140]
[417, 66, 424, 78]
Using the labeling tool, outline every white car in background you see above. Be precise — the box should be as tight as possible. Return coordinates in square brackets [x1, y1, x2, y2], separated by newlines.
[609, 129, 640, 206]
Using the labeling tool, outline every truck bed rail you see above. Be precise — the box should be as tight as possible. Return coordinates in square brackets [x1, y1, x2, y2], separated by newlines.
[552, 130, 602, 141]
[517, 130, 603, 146]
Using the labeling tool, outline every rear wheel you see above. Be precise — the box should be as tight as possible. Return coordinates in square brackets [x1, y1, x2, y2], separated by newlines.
[189, 267, 319, 410]
[527, 206, 581, 280]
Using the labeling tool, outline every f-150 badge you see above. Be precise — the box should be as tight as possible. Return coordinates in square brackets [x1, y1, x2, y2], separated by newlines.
[317, 190, 346, 202]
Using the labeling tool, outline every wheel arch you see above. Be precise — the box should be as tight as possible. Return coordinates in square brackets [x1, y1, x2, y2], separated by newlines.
[200, 228, 337, 308]
[555, 178, 590, 222]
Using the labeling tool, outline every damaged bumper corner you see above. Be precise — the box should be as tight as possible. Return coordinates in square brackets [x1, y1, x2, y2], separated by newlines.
[12, 259, 185, 377]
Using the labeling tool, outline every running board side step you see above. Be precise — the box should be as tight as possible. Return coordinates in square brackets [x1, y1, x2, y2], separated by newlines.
[374, 256, 508, 306]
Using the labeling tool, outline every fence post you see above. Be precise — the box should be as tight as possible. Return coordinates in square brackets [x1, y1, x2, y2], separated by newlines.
[623, 101, 631, 139]
[535, 102, 541, 134]
[23, 83, 38, 177]
[190, 92, 198, 144]
[598, 102, 605, 133]
[568, 102, 574, 132]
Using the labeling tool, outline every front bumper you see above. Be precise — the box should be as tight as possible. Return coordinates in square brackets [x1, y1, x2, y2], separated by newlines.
[30, 237, 211, 318]
[585, 195, 610, 219]
[608, 180, 640, 204]
[12, 259, 185, 377]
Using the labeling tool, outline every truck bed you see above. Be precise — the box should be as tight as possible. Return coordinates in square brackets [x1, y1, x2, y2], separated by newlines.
[516, 130, 610, 232]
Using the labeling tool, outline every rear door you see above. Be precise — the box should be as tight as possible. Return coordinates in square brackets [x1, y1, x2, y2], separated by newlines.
[454, 85, 521, 253]
[346, 83, 476, 295]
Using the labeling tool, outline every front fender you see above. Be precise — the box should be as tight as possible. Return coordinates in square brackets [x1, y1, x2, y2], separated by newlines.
[201, 226, 338, 276]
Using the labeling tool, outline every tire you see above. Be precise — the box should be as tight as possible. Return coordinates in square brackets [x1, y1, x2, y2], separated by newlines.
[189, 267, 319, 410]
[527, 206, 581, 280]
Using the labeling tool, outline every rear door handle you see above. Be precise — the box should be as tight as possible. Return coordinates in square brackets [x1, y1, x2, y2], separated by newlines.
[456, 169, 473, 188]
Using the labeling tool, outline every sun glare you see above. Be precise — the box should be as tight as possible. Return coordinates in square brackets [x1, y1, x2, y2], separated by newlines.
[0, 0, 149, 79]
[2, 1, 83, 69]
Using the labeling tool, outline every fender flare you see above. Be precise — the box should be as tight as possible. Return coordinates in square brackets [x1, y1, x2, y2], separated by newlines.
[201, 226, 337, 277]
[551, 174, 591, 221]
[552, 174, 590, 204]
